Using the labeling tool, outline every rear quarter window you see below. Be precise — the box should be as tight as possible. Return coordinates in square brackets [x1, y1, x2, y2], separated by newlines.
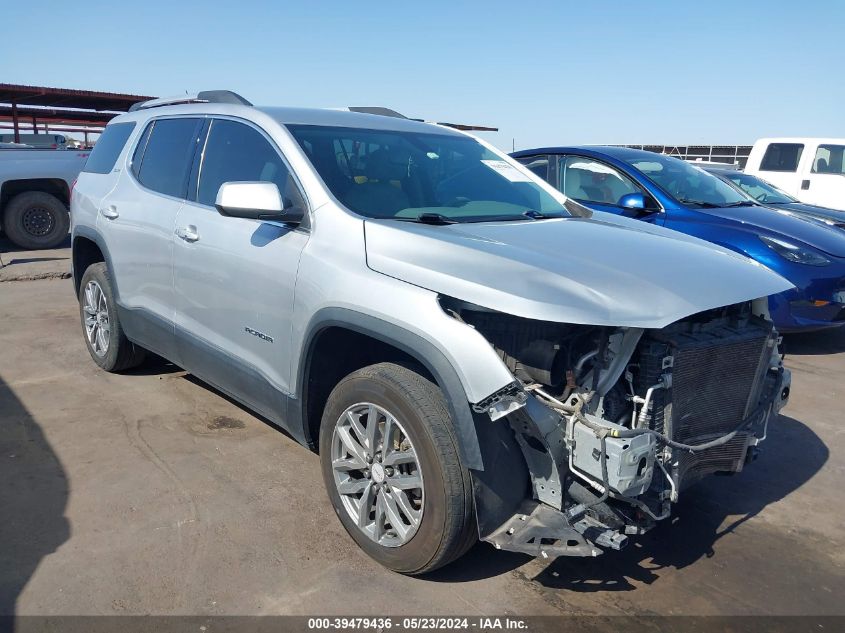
[759, 143, 804, 172]
[82, 122, 136, 174]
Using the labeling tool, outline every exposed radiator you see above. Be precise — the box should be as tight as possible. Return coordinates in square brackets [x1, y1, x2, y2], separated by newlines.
[676, 434, 750, 489]
[637, 314, 774, 489]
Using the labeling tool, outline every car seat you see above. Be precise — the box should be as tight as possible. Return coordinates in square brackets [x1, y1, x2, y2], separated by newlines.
[563, 166, 590, 200]
[343, 149, 411, 217]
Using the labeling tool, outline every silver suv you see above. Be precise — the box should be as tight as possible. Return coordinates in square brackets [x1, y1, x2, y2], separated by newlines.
[71, 91, 793, 574]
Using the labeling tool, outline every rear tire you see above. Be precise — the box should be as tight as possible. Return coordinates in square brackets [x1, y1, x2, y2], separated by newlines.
[319, 362, 476, 575]
[3, 191, 70, 249]
[78, 262, 146, 372]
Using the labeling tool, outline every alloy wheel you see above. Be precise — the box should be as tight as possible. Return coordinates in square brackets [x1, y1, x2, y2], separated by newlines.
[331, 402, 424, 547]
[83, 280, 110, 357]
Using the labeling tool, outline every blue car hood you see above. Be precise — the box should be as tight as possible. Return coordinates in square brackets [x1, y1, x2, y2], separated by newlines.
[364, 214, 793, 329]
[698, 204, 845, 257]
[779, 202, 845, 227]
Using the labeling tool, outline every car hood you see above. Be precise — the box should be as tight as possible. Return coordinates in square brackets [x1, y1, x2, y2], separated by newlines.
[364, 214, 793, 329]
[778, 202, 845, 227]
[699, 204, 845, 257]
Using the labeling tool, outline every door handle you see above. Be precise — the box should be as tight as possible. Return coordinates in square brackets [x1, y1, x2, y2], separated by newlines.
[99, 205, 119, 220]
[801, 179, 810, 190]
[175, 225, 199, 242]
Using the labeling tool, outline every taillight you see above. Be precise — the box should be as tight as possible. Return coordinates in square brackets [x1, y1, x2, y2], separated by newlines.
[70, 178, 78, 205]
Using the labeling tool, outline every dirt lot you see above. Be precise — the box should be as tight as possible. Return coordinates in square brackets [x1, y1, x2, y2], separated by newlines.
[0, 236, 70, 282]
[1, 269, 844, 617]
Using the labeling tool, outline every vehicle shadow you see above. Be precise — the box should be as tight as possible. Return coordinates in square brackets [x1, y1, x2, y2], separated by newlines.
[180, 373, 302, 446]
[783, 328, 845, 356]
[0, 375, 70, 618]
[528, 414, 827, 592]
[123, 353, 185, 377]
[428, 414, 827, 588]
[0, 235, 70, 253]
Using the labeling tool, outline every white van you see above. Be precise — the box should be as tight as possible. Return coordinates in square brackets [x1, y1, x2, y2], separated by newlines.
[0, 133, 67, 149]
[745, 138, 845, 211]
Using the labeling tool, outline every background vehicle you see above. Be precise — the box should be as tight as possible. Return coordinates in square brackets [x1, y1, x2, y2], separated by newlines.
[71, 92, 791, 574]
[0, 133, 68, 149]
[513, 146, 845, 331]
[745, 138, 845, 210]
[0, 148, 88, 248]
[705, 166, 845, 229]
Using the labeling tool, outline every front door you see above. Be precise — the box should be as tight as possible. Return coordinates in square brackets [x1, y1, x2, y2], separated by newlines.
[558, 155, 663, 224]
[172, 117, 309, 424]
[753, 141, 807, 200]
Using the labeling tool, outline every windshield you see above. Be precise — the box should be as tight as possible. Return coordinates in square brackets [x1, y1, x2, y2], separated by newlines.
[724, 172, 797, 204]
[624, 153, 748, 207]
[286, 125, 569, 222]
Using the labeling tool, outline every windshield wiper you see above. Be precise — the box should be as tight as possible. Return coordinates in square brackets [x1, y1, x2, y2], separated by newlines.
[677, 198, 722, 208]
[723, 200, 757, 207]
[413, 213, 458, 225]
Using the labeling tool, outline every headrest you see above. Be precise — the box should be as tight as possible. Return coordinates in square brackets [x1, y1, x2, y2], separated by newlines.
[366, 149, 408, 181]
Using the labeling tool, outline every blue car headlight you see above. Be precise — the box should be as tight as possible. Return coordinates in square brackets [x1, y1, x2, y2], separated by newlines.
[759, 235, 831, 266]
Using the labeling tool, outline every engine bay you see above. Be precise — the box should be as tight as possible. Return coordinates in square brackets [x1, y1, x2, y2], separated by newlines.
[441, 296, 791, 557]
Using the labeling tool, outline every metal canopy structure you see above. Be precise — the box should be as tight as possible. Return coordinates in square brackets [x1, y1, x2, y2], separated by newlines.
[0, 83, 153, 145]
[614, 144, 753, 168]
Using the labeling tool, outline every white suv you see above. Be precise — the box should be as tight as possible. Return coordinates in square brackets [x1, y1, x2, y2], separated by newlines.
[71, 91, 792, 573]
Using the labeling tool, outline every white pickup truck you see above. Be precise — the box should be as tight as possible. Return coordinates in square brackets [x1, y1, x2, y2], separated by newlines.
[745, 138, 845, 211]
[0, 148, 89, 249]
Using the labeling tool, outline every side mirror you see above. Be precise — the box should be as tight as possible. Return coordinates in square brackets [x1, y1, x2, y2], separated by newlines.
[618, 192, 647, 211]
[215, 181, 303, 224]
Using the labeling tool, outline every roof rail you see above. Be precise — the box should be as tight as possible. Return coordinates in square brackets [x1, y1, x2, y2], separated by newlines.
[347, 106, 407, 119]
[435, 121, 498, 132]
[346, 106, 497, 131]
[128, 90, 252, 112]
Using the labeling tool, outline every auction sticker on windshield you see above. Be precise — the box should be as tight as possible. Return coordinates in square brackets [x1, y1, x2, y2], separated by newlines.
[481, 159, 532, 182]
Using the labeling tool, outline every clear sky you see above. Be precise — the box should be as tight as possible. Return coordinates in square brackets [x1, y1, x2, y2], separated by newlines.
[3, 1, 843, 150]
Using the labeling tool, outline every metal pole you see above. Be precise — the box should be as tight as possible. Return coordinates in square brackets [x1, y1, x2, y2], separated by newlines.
[11, 100, 20, 143]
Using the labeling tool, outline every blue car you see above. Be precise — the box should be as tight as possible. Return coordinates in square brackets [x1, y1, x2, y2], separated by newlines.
[511, 146, 845, 331]
[704, 167, 845, 229]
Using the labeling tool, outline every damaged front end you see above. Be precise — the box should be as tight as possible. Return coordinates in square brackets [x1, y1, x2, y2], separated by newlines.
[443, 296, 791, 559]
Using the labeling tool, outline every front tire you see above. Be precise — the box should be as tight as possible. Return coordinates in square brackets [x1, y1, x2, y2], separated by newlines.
[78, 262, 146, 372]
[4, 192, 70, 249]
[319, 362, 476, 574]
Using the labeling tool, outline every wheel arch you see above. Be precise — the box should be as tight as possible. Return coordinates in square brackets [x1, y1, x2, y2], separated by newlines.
[298, 308, 485, 470]
[1, 178, 70, 212]
[71, 227, 116, 298]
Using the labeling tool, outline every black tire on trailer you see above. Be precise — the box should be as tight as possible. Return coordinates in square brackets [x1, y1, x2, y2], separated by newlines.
[319, 362, 477, 575]
[78, 262, 146, 372]
[3, 191, 70, 249]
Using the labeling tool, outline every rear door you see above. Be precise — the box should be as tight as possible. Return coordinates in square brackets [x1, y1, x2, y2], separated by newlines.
[73, 121, 137, 231]
[801, 143, 845, 211]
[514, 154, 555, 187]
[172, 117, 309, 423]
[97, 116, 204, 360]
